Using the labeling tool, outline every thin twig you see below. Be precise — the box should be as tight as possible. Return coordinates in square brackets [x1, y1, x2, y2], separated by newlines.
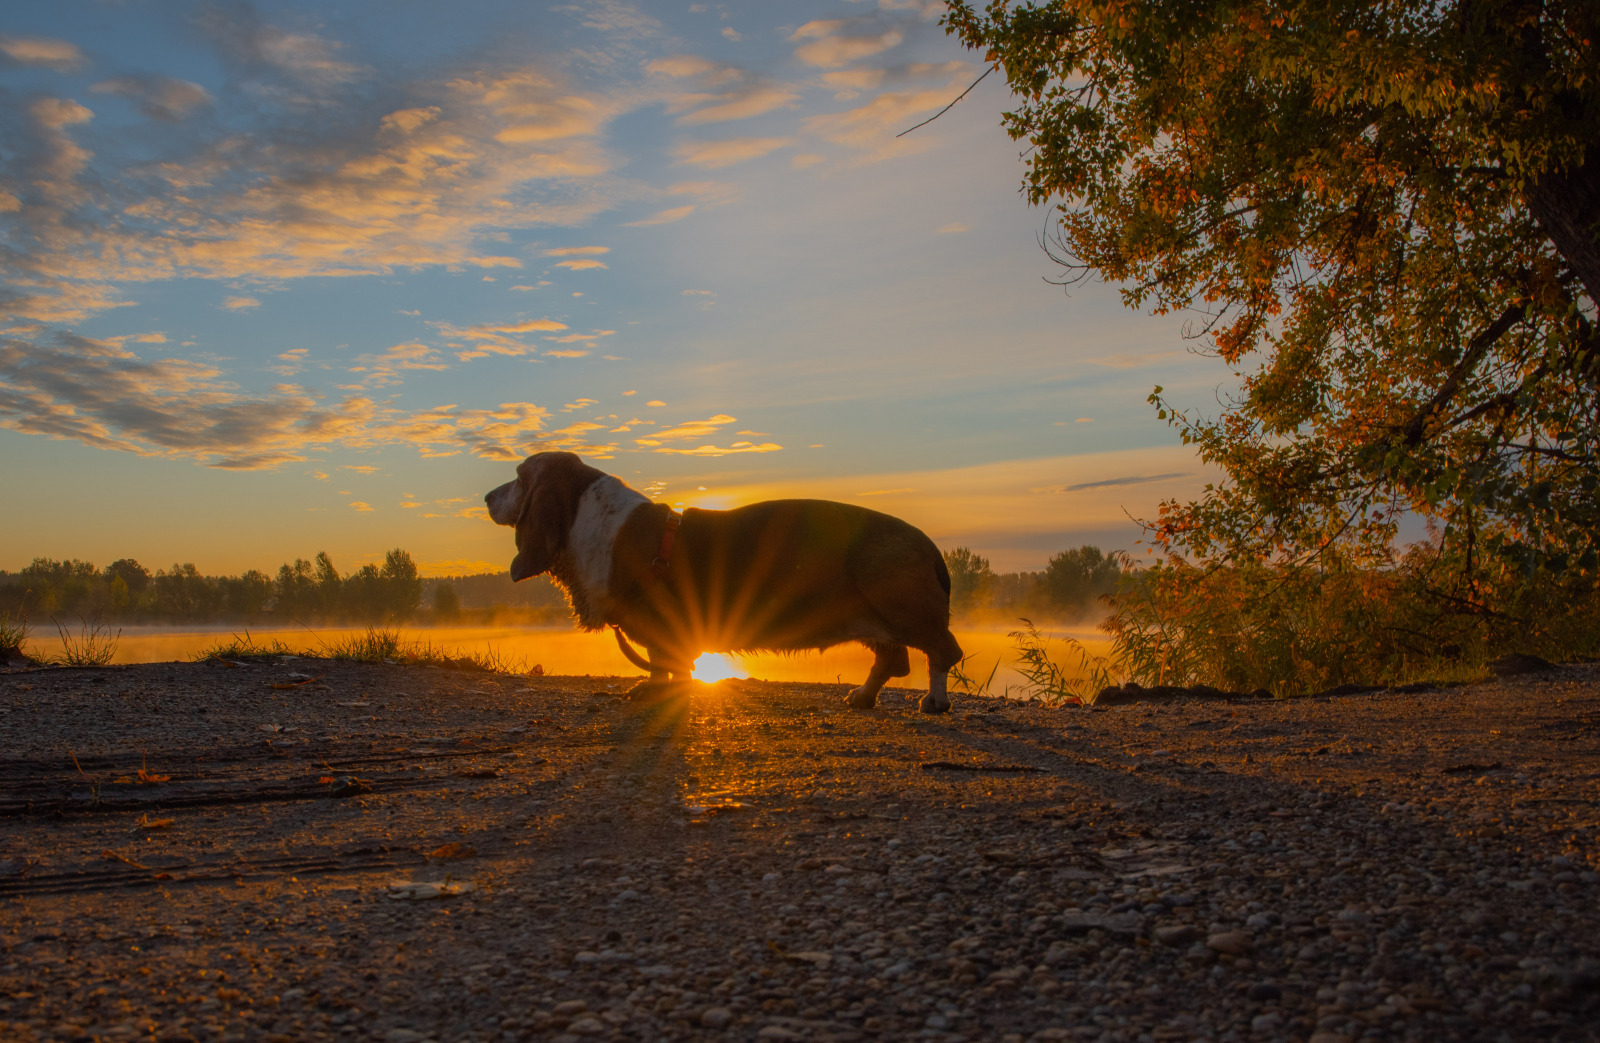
[896, 65, 996, 138]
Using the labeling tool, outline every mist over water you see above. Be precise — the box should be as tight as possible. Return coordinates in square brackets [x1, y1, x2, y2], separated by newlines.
[32, 624, 1112, 697]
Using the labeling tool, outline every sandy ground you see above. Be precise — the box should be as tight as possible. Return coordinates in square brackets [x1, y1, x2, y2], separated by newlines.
[1, 659, 1598, 1043]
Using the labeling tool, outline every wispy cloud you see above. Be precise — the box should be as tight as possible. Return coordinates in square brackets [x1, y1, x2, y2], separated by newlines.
[625, 204, 695, 226]
[652, 442, 782, 456]
[347, 342, 449, 387]
[90, 75, 210, 121]
[1037, 473, 1191, 493]
[0, 35, 84, 72]
[674, 137, 790, 169]
[0, 328, 629, 467]
[223, 296, 261, 311]
[791, 20, 904, 68]
[648, 55, 798, 125]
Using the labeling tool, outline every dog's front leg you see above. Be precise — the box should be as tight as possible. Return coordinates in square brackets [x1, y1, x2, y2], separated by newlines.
[625, 649, 692, 702]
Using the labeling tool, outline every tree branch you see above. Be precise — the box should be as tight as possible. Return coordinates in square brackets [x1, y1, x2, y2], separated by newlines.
[897, 65, 996, 138]
[1402, 303, 1526, 447]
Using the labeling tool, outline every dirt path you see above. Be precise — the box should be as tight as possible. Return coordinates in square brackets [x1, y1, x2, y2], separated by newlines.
[2, 659, 1598, 1043]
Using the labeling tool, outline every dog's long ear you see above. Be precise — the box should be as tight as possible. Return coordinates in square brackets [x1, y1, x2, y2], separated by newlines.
[508, 452, 601, 581]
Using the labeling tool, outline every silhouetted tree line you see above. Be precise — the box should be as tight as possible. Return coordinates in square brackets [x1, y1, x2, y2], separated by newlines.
[943, 545, 1127, 623]
[0, 551, 425, 625]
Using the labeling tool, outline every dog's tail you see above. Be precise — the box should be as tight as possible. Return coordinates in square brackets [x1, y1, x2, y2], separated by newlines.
[611, 626, 655, 672]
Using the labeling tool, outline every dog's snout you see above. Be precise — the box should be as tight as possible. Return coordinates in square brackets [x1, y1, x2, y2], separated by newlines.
[484, 479, 524, 526]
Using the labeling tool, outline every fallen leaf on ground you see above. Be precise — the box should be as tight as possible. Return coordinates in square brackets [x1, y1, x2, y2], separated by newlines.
[103, 849, 148, 869]
[387, 879, 477, 900]
[429, 842, 478, 859]
[134, 814, 175, 831]
[268, 675, 322, 689]
[322, 776, 371, 797]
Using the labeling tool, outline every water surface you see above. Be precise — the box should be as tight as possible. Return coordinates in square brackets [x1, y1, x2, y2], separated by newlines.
[30, 623, 1113, 698]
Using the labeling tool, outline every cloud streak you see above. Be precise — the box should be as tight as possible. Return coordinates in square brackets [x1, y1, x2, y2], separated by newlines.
[0, 329, 623, 468]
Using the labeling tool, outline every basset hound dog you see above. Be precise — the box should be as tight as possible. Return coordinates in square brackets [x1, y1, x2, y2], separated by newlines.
[484, 451, 963, 712]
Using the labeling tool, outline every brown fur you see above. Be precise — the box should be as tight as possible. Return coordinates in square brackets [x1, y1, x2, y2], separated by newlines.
[485, 452, 962, 712]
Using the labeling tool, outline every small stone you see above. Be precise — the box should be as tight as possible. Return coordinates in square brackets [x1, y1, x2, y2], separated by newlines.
[384, 1031, 422, 1043]
[700, 1008, 732, 1028]
[566, 1016, 606, 1037]
[1206, 930, 1253, 956]
[1251, 1012, 1283, 1033]
[1248, 982, 1282, 1002]
[552, 1000, 588, 1016]
[925, 1013, 951, 1030]
[1308, 1034, 1350, 1043]
[1156, 924, 1200, 947]
[757, 1027, 801, 1040]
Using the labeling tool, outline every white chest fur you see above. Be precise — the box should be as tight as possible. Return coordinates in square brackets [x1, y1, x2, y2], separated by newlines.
[567, 475, 650, 618]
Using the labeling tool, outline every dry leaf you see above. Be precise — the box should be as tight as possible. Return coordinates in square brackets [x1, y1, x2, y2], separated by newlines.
[387, 878, 476, 900]
[268, 675, 322, 689]
[134, 814, 174, 831]
[103, 849, 148, 869]
[429, 842, 478, 860]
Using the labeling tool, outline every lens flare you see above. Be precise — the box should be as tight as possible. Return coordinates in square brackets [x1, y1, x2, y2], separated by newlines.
[692, 652, 748, 683]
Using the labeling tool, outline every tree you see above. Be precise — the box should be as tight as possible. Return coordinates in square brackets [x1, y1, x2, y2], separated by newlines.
[380, 549, 422, 620]
[1042, 545, 1122, 615]
[105, 559, 151, 593]
[431, 582, 461, 621]
[943, 547, 997, 613]
[275, 558, 316, 620]
[946, 1, 1600, 594]
[313, 551, 343, 617]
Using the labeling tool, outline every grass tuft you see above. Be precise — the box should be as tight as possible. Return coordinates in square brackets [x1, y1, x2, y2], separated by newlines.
[48, 618, 121, 667]
[0, 611, 29, 661]
[195, 631, 299, 661]
[1007, 618, 1121, 705]
[191, 625, 520, 673]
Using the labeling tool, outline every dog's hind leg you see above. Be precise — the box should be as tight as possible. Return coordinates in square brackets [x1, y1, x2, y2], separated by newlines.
[918, 630, 963, 715]
[846, 642, 910, 709]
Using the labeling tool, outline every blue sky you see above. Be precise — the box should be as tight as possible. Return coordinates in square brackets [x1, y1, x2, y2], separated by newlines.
[0, 0, 1219, 575]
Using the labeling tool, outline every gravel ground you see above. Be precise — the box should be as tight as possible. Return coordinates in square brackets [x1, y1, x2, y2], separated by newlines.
[2, 658, 1598, 1043]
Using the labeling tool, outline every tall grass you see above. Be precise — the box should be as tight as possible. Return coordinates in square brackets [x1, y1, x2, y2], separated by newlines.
[194, 625, 523, 673]
[0, 611, 30, 660]
[1103, 555, 1600, 697]
[1007, 619, 1121, 705]
[45, 618, 121, 667]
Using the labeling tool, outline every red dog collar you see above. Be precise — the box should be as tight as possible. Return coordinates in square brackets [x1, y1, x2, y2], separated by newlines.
[652, 510, 681, 572]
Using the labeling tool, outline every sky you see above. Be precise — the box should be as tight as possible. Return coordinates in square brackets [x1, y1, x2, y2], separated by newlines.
[0, 0, 1224, 577]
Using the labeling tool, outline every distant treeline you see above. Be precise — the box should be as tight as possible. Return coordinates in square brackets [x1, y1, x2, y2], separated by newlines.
[943, 545, 1125, 624]
[0, 553, 569, 626]
[0, 545, 1123, 628]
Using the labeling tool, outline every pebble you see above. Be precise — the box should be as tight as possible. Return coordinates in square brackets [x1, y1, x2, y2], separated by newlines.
[700, 1007, 732, 1028]
[1155, 924, 1200, 947]
[565, 1016, 606, 1036]
[1206, 930, 1253, 956]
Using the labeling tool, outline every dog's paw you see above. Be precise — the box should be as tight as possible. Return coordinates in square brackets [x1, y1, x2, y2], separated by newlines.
[626, 679, 684, 703]
[918, 693, 950, 715]
[845, 686, 878, 710]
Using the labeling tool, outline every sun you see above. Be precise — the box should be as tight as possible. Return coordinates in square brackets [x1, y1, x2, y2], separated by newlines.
[692, 653, 748, 683]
